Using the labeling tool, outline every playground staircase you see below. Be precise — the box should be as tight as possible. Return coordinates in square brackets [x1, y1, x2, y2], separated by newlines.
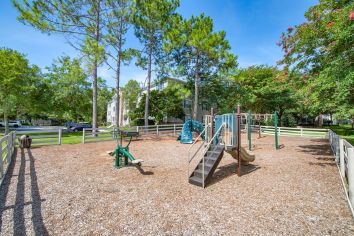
[189, 144, 225, 187]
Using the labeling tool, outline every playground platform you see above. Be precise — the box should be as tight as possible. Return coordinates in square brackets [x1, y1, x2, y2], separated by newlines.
[0, 135, 353, 235]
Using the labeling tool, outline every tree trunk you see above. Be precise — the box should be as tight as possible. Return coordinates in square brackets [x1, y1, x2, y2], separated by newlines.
[4, 112, 9, 135]
[144, 41, 152, 127]
[92, 0, 100, 135]
[278, 110, 283, 127]
[115, 21, 123, 129]
[193, 50, 199, 120]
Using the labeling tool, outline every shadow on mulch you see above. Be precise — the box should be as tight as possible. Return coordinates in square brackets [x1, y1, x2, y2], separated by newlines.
[297, 142, 332, 157]
[308, 162, 336, 167]
[208, 162, 260, 186]
[135, 165, 154, 175]
[0, 148, 48, 235]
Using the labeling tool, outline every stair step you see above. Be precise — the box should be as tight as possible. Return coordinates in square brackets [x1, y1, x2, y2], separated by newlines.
[189, 176, 204, 187]
[198, 163, 213, 171]
[194, 169, 209, 178]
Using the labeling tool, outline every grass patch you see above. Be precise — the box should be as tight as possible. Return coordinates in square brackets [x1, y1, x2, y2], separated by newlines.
[325, 124, 354, 145]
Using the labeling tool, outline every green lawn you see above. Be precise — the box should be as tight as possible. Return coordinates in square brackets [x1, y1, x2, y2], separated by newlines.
[326, 124, 354, 145]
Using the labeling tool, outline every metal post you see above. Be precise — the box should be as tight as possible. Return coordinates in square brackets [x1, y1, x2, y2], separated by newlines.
[58, 129, 62, 145]
[211, 108, 214, 140]
[82, 129, 86, 144]
[0, 139, 3, 178]
[248, 111, 251, 151]
[347, 148, 354, 207]
[157, 125, 159, 135]
[274, 111, 279, 150]
[339, 139, 345, 175]
[237, 105, 241, 176]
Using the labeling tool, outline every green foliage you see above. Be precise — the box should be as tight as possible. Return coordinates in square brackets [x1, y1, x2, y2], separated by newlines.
[133, 0, 179, 125]
[44, 56, 92, 121]
[0, 48, 43, 133]
[164, 13, 237, 118]
[278, 0, 354, 119]
[97, 78, 115, 124]
[132, 84, 185, 124]
[13, 0, 107, 129]
[219, 66, 296, 126]
[123, 80, 141, 115]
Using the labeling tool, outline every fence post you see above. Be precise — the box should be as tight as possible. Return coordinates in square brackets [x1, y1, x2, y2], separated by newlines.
[300, 128, 303, 137]
[136, 126, 139, 132]
[157, 125, 159, 135]
[58, 129, 62, 145]
[174, 124, 176, 135]
[0, 139, 3, 178]
[82, 129, 86, 144]
[347, 148, 354, 207]
[339, 139, 345, 174]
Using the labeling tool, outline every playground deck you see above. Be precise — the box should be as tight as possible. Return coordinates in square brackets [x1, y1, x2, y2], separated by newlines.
[0, 135, 353, 235]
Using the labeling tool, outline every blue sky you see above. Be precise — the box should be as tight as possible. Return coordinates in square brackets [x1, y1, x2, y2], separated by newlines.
[0, 0, 317, 87]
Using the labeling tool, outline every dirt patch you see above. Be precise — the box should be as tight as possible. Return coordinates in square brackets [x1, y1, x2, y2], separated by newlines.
[0, 135, 353, 235]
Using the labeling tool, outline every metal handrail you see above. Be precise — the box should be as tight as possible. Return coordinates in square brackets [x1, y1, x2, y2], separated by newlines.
[188, 124, 209, 152]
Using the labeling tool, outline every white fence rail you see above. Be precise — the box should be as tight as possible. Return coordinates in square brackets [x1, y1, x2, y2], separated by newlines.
[16, 129, 62, 146]
[250, 125, 328, 139]
[0, 132, 16, 186]
[328, 130, 354, 217]
[82, 124, 184, 143]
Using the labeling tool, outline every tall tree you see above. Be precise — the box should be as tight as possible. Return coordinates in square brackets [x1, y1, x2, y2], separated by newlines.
[277, 0, 354, 121]
[164, 13, 237, 120]
[132, 83, 185, 124]
[133, 0, 179, 126]
[123, 79, 140, 122]
[44, 56, 92, 121]
[104, 0, 135, 128]
[13, 0, 107, 132]
[0, 48, 40, 134]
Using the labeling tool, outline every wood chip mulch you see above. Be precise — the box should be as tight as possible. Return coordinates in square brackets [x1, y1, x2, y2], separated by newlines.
[0, 135, 353, 235]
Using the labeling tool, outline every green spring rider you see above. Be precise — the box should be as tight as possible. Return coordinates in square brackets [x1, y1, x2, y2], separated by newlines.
[111, 129, 142, 168]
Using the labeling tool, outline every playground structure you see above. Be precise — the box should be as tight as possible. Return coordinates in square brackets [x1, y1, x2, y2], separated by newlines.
[242, 111, 280, 150]
[110, 130, 143, 168]
[179, 120, 204, 144]
[186, 106, 256, 188]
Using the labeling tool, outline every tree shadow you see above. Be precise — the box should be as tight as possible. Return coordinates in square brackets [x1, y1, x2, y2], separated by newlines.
[27, 148, 48, 235]
[297, 142, 332, 156]
[0, 148, 48, 235]
[208, 162, 260, 186]
[308, 162, 336, 167]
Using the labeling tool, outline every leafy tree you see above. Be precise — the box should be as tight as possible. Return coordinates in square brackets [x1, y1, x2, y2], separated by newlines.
[97, 78, 115, 124]
[277, 0, 354, 123]
[123, 79, 140, 120]
[133, 0, 180, 126]
[44, 56, 92, 121]
[222, 66, 296, 126]
[164, 13, 237, 120]
[13, 0, 107, 131]
[0, 48, 41, 133]
[104, 0, 136, 128]
[132, 83, 185, 124]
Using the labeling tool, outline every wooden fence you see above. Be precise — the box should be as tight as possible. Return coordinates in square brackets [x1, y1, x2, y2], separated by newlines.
[0, 132, 16, 186]
[82, 124, 184, 143]
[250, 125, 329, 139]
[15, 129, 62, 146]
[328, 130, 354, 217]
